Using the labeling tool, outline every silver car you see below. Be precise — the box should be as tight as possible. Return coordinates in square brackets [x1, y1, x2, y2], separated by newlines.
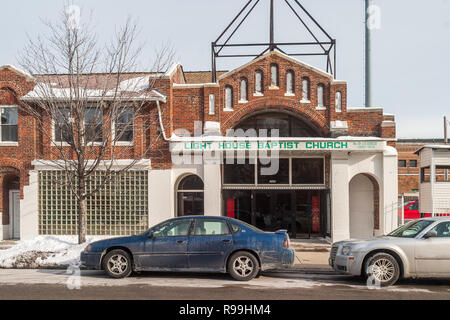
[330, 217, 450, 287]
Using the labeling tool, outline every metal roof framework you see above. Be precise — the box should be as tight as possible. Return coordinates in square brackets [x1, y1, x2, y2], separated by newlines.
[211, 0, 337, 82]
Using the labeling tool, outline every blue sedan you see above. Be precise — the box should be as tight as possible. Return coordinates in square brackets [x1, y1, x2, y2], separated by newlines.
[81, 216, 295, 281]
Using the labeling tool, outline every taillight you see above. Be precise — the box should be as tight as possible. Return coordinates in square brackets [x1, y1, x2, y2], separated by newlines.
[283, 236, 290, 248]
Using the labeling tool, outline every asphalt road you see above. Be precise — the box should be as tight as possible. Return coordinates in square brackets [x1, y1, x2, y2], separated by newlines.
[0, 269, 450, 300]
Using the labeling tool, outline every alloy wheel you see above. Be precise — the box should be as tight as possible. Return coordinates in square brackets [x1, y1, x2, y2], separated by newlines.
[371, 258, 395, 282]
[107, 254, 129, 275]
[232, 256, 254, 277]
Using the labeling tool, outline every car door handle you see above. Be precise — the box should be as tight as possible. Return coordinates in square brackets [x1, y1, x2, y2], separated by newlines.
[222, 239, 232, 243]
[176, 240, 186, 244]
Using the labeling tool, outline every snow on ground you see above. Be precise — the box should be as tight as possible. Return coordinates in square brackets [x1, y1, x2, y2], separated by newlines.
[0, 236, 110, 268]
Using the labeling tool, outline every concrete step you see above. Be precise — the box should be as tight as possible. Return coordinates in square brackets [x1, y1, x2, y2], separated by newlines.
[0, 240, 18, 250]
[290, 240, 331, 252]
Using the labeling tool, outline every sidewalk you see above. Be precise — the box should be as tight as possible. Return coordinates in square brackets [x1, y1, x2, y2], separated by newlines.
[289, 239, 334, 273]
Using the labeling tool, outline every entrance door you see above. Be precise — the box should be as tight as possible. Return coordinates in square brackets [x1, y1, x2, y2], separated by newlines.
[9, 190, 20, 239]
[254, 192, 294, 234]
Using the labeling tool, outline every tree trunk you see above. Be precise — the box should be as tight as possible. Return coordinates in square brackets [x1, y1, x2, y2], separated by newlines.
[78, 175, 87, 244]
[78, 197, 87, 244]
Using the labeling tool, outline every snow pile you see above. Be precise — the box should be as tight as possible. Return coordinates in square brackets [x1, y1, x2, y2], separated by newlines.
[0, 236, 109, 269]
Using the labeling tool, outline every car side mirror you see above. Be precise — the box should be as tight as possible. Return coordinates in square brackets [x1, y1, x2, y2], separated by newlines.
[423, 230, 438, 239]
[147, 231, 154, 238]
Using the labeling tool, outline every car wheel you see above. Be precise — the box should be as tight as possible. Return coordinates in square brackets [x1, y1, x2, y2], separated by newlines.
[364, 253, 400, 287]
[228, 251, 260, 281]
[103, 249, 133, 279]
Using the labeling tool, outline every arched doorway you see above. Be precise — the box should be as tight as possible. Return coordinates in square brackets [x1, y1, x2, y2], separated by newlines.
[0, 171, 20, 239]
[176, 175, 204, 216]
[349, 174, 379, 239]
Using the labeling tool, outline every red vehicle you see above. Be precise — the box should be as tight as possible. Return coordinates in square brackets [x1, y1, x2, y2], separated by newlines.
[399, 201, 431, 220]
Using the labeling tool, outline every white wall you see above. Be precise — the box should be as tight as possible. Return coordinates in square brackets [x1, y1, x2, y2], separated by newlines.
[20, 170, 39, 240]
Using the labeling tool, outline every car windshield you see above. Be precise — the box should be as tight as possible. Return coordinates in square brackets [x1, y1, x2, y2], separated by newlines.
[388, 220, 434, 238]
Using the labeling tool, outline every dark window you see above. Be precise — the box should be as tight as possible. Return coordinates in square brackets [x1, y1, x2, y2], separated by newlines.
[421, 167, 430, 183]
[409, 160, 418, 168]
[115, 107, 134, 142]
[54, 107, 72, 143]
[235, 113, 318, 137]
[178, 175, 204, 190]
[223, 161, 255, 184]
[0, 106, 18, 142]
[398, 160, 407, 168]
[177, 175, 204, 216]
[84, 107, 103, 143]
[257, 158, 289, 184]
[431, 222, 450, 237]
[436, 166, 450, 182]
[292, 158, 324, 184]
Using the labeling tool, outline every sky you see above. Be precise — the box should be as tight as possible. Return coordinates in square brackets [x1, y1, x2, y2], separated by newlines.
[0, 0, 449, 139]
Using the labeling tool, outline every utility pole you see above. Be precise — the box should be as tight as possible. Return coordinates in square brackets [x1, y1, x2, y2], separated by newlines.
[365, 0, 373, 108]
[445, 116, 448, 144]
[270, 0, 275, 51]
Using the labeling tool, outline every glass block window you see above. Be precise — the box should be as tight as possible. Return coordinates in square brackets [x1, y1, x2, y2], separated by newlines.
[38, 170, 148, 235]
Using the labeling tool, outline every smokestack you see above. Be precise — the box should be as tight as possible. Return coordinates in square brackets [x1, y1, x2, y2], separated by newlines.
[365, 0, 373, 108]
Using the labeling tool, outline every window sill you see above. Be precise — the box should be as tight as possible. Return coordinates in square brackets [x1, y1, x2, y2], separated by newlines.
[223, 108, 234, 112]
[253, 92, 264, 97]
[284, 92, 295, 97]
[316, 106, 327, 111]
[300, 99, 311, 104]
[238, 100, 248, 104]
[0, 142, 18, 147]
[268, 85, 279, 90]
[114, 142, 135, 147]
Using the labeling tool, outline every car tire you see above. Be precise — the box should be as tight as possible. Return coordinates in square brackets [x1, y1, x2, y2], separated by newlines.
[364, 253, 400, 287]
[227, 251, 260, 281]
[103, 249, 133, 279]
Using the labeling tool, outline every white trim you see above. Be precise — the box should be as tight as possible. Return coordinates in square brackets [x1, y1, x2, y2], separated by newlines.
[31, 159, 151, 170]
[253, 92, 264, 97]
[238, 100, 248, 104]
[0, 65, 35, 81]
[315, 106, 327, 111]
[284, 92, 295, 97]
[223, 108, 234, 112]
[300, 99, 311, 104]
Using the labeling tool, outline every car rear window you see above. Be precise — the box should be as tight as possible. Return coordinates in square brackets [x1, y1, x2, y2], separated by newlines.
[230, 219, 264, 233]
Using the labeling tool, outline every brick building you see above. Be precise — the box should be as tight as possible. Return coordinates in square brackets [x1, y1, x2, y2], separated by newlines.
[397, 139, 446, 195]
[0, 48, 399, 242]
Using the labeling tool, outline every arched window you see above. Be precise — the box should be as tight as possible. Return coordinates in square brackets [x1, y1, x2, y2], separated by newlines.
[177, 175, 204, 216]
[209, 94, 215, 115]
[235, 112, 319, 137]
[286, 70, 294, 95]
[302, 78, 310, 101]
[335, 91, 342, 112]
[225, 86, 233, 110]
[255, 70, 263, 95]
[317, 84, 325, 108]
[270, 64, 279, 87]
[240, 78, 248, 102]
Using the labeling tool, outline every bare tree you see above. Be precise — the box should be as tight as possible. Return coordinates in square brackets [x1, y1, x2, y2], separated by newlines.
[19, 4, 174, 243]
